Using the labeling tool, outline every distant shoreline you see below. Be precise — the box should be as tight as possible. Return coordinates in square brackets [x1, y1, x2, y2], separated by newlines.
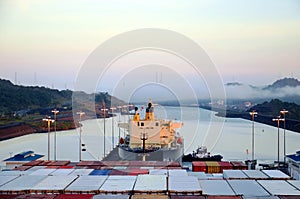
[199, 106, 300, 133]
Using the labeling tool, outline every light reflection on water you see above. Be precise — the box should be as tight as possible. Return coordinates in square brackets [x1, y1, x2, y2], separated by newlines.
[0, 106, 299, 167]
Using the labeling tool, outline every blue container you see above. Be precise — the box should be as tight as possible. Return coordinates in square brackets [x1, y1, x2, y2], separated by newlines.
[89, 169, 111, 175]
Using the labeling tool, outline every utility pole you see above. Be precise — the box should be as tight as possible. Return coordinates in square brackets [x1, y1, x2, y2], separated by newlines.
[52, 109, 59, 161]
[42, 117, 54, 161]
[280, 109, 288, 164]
[77, 111, 85, 161]
[272, 115, 285, 169]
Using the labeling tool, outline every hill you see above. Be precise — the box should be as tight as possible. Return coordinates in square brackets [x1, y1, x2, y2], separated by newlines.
[0, 79, 126, 140]
[264, 77, 300, 90]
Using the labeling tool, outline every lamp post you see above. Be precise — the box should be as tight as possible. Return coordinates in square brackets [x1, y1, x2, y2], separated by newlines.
[122, 105, 127, 137]
[249, 110, 257, 161]
[51, 109, 59, 161]
[76, 111, 85, 161]
[110, 107, 116, 148]
[280, 109, 288, 164]
[42, 117, 55, 161]
[272, 115, 285, 169]
[117, 106, 122, 143]
[101, 108, 108, 158]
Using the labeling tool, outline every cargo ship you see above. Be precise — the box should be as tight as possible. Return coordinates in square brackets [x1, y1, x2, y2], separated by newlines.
[117, 100, 184, 162]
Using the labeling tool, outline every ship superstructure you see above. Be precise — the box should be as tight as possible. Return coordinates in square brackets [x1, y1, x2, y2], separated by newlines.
[118, 100, 184, 161]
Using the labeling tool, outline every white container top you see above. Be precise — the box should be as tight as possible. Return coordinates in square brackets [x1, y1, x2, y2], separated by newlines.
[258, 180, 300, 195]
[199, 180, 235, 196]
[227, 180, 270, 196]
[65, 175, 107, 192]
[134, 175, 166, 192]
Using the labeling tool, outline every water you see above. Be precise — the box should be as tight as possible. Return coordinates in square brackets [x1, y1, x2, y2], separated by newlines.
[0, 106, 299, 167]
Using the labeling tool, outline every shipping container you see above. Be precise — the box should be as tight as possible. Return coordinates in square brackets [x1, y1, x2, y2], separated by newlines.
[31, 175, 78, 193]
[261, 170, 291, 180]
[99, 175, 136, 194]
[287, 180, 300, 190]
[0, 175, 19, 186]
[69, 169, 94, 176]
[278, 196, 300, 199]
[28, 169, 56, 176]
[218, 162, 233, 172]
[45, 166, 59, 169]
[199, 180, 235, 196]
[129, 168, 149, 176]
[0, 170, 29, 176]
[168, 161, 181, 168]
[168, 176, 201, 195]
[131, 195, 169, 199]
[0, 194, 22, 199]
[55, 194, 94, 199]
[59, 165, 75, 169]
[223, 170, 248, 179]
[230, 161, 247, 170]
[113, 166, 127, 170]
[227, 180, 270, 196]
[23, 160, 44, 166]
[242, 170, 269, 180]
[257, 180, 300, 195]
[170, 196, 205, 199]
[133, 175, 166, 194]
[206, 162, 221, 173]
[188, 172, 208, 180]
[149, 169, 168, 175]
[207, 196, 242, 199]
[77, 161, 104, 167]
[26, 166, 47, 172]
[0, 175, 46, 193]
[192, 162, 206, 172]
[109, 169, 129, 175]
[13, 166, 32, 171]
[47, 161, 70, 166]
[168, 169, 188, 176]
[89, 169, 111, 176]
[242, 196, 279, 199]
[92, 194, 130, 199]
[11, 193, 57, 199]
[65, 175, 107, 193]
[51, 168, 75, 176]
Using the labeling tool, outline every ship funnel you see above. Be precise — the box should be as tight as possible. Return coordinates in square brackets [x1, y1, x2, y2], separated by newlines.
[133, 106, 140, 121]
[145, 100, 155, 121]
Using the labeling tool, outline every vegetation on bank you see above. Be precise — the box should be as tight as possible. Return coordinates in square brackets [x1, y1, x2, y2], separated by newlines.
[0, 79, 127, 140]
[212, 99, 300, 133]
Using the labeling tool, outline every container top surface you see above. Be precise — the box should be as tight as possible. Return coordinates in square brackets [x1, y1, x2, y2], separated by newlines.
[199, 180, 235, 196]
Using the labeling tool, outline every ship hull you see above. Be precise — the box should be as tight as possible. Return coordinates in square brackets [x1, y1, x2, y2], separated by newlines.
[118, 145, 184, 162]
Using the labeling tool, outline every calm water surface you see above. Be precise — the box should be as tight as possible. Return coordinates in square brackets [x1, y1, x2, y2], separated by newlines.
[0, 106, 299, 167]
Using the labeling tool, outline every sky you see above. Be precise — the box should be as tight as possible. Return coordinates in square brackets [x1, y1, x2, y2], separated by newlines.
[0, 0, 300, 101]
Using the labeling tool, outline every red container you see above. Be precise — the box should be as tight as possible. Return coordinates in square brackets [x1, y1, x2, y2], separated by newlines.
[78, 161, 104, 166]
[218, 161, 233, 172]
[154, 161, 169, 168]
[192, 161, 206, 172]
[47, 160, 70, 166]
[13, 166, 32, 171]
[23, 160, 44, 166]
[58, 165, 74, 169]
[45, 166, 59, 169]
[109, 169, 129, 175]
[167, 161, 181, 168]
[231, 161, 247, 170]
[129, 168, 149, 176]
